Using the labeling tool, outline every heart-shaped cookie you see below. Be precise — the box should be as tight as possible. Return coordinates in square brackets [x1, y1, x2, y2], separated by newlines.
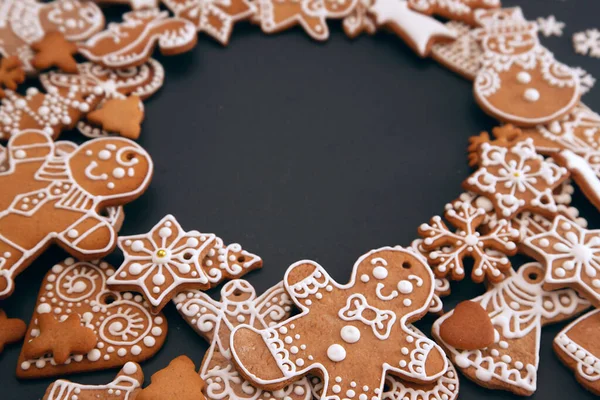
[439, 300, 494, 350]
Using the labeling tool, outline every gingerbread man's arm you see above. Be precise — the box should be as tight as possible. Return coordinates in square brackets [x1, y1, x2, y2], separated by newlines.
[55, 213, 117, 259]
[4, 131, 54, 176]
[284, 260, 335, 310]
[255, 282, 294, 328]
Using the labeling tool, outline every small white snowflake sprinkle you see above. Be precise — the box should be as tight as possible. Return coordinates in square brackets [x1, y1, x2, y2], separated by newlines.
[573, 29, 600, 58]
[537, 15, 565, 37]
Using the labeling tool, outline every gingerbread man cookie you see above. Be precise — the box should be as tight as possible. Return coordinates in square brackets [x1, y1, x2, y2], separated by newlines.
[433, 262, 589, 396]
[554, 309, 600, 396]
[163, 0, 255, 46]
[0, 309, 26, 353]
[472, 7, 580, 127]
[309, 326, 460, 400]
[79, 9, 198, 69]
[523, 215, 600, 308]
[174, 280, 312, 400]
[18, 259, 168, 378]
[463, 138, 570, 219]
[43, 362, 144, 400]
[253, 0, 357, 41]
[0, 0, 104, 73]
[137, 355, 206, 400]
[0, 130, 153, 299]
[231, 247, 448, 399]
[368, 0, 457, 57]
[31, 31, 78, 73]
[418, 195, 519, 283]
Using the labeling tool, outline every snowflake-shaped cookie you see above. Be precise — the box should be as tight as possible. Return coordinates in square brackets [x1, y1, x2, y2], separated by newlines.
[463, 138, 570, 220]
[523, 215, 600, 308]
[107, 215, 216, 313]
[536, 15, 565, 37]
[574, 29, 600, 58]
[418, 196, 519, 283]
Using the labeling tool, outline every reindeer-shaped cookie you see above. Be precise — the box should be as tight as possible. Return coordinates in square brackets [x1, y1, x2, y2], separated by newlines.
[432, 262, 589, 396]
[0, 130, 153, 299]
[472, 7, 580, 127]
[0, 0, 104, 73]
[174, 280, 311, 400]
[231, 247, 447, 400]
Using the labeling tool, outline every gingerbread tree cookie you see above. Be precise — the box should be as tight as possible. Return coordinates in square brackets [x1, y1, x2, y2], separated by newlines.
[231, 247, 448, 400]
[137, 356, 207, 400]
[418, 196, 519, 283]
[0, 0, 104, 73]
[174, 280, 312, 400]
[79, 9, 198, 69]
[554, 309, 600, 396]
[463, 138, 570, 219]
[0, 131, 153, 299]
[523, 215, 600, 308]
[43, 362, 143, 400]
[18, 259, 168, 378]
[472, 7, 580, 127]
[433, 262, 589, 396]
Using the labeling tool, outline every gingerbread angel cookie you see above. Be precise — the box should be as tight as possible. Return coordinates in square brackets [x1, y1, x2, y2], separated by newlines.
[163, 0, 255, 46]
[523, 215, 600, 308]
[0, 0, 104, 73]
[18, 259, 168, 378]
[174, 280, 312, 400]
[368, 0, 457, 57]
[79, 9, 197, 69]
[253, 0, 357, 41]
[309, 326, 460, 400]
[0, 130, 153, 299]
[472, 7, 580, 127]
[433, 262, 589, 396]
[43, 362, 144, 400]
[231, 247, 448, 400]
[554, 309, 600, 395]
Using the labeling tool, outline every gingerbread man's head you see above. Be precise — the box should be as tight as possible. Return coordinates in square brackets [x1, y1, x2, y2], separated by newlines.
[68, 138, 153, 203]
[475, 7, 538, 56]
[41, 0, 105, 42]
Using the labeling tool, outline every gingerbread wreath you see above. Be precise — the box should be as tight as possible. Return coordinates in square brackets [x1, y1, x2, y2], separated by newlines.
[0, 0, 599, 399]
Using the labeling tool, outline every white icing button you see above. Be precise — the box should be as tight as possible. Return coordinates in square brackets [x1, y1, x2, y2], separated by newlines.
[524, 88, 540, 102]
[327, 344, 347, 362]
[517, 71, 531, 84]
[340, 325, 361, 344]
[372, 266, 388, 279]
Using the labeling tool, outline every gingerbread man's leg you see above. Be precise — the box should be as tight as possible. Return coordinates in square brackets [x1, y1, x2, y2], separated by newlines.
[56, 214, 116, 259]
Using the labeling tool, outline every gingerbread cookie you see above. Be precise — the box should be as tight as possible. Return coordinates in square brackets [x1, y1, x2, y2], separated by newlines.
[87, 96, 145, 140]
[40, 59, 164, 139]
[0, 0, 104, 73]
[18, 258, 168, 378]
[0, 86, 103, 141]
[472, 8, 580, 127]
[310, 325, 460, 400]
[431, 21, 482, 80]
[252, 0, 357, 41]
[231, 247, 448, 399]
[408, 0, 500, 26]
[79, 9, 198, 69]
[463, 138, 570, 219]
[0, 309, 26, 353]
[433, 262, 589, 396]
[342, 0, 377, 39]
[175, 280, 312, 400]
[418, 195, 519, 283]
[137, 355, 206, 400]
[438, 301, 495, 350]
[554, 309, 600, 395]
[523, 215, 600, 308]
[0, 131, 153, 299]
[408, 239, 452, 313]
[368, 0, 457, 57]
[107, 215, 218, 314]
[0, 56, 25, 98]
[93, 0, 160, 9]
[555, 150, 600, 214]
[31, 31, 78, 73]
[43, 362, 144, 400]
[163, 0, 255, 46]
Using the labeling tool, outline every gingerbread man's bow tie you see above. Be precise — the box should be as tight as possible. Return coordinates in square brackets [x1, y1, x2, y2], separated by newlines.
[339, 294, 396, 339]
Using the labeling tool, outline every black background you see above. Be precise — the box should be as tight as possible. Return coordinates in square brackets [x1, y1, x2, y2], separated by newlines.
[2, 0, 600, 398]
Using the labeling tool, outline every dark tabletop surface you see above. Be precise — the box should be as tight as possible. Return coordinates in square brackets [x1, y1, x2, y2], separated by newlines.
[2, 0, 600, 398]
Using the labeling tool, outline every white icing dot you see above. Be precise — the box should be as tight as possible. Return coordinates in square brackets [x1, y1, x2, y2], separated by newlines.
[123, 362, 137, 375]
[340, 325, 361, 344]
[144, 337, 156, 347]
[360, 274, 370, 283]
[99, 150, 111, 160]
[129, 263, 143, 275]
[327, 344, 346, 362]
[524, 88, 540, 102]
[87, 349, 101, 362]
[397, 280, 413, 294]
[112, 167, 125, 179]
[131, 345, 142, 355]
[373, 266, 388, 279]
[516, 71, 531, 84]
[131, 240, 145, 252]
[159, 227, 172, 238]
[37, 303, 51, 314]
[152, 273, 166, 286]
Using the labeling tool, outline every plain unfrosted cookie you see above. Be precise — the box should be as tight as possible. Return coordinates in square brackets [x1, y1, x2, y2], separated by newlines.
[0, 309, 26, 353]
[137, 356, 206, 400]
